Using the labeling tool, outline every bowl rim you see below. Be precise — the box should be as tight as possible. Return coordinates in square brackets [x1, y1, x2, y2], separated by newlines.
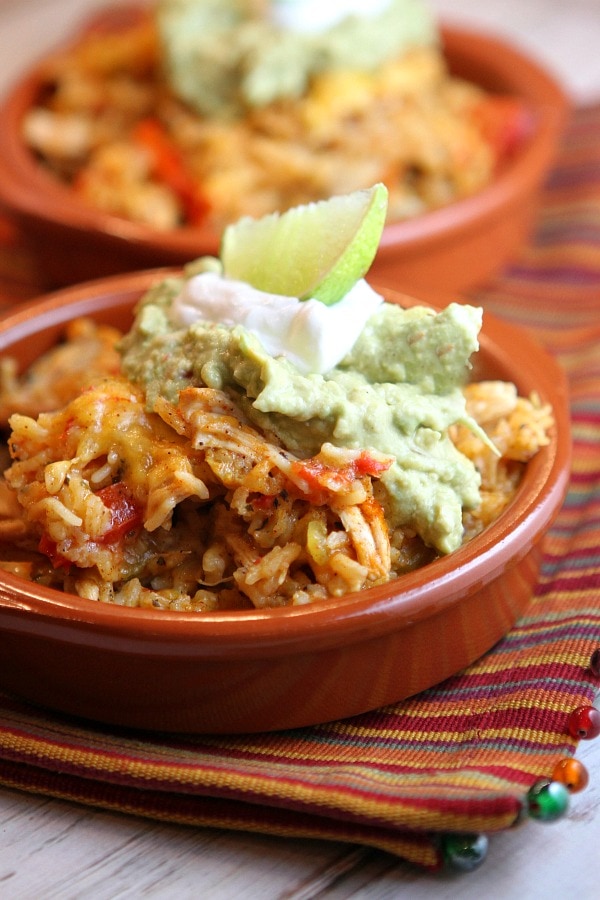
[0, 19, 569, 259]
[0, 270, 572, 655]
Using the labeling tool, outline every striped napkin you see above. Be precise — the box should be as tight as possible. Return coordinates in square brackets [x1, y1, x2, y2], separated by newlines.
[0, 104, 599, 871]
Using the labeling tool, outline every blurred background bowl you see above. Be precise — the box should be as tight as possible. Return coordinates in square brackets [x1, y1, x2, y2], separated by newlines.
[0, 273, 571, 733]
[0, 14, 568, 294]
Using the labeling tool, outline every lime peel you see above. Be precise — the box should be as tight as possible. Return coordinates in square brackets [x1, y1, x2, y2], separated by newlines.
[220, 183, 388, 306]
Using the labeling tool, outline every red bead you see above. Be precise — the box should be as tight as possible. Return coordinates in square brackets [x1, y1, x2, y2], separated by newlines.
[552, 757, 589, 793]
[590, 648, 600, 678]
[568, 705, 600, 740]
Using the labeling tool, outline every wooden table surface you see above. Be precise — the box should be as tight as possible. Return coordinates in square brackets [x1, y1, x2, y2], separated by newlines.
[1, 1, 599, 897]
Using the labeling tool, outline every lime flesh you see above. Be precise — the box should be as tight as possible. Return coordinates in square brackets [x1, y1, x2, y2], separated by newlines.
[220, 183, 388, 305]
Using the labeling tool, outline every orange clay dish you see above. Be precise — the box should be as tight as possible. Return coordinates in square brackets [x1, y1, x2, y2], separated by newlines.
[20, 0, 534, 233]
[0, 187, 554, 613]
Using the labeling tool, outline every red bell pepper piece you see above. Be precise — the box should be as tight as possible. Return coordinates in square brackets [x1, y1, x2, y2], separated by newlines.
[473, 95, 535, 165]
[290, 451, 392, 504]
[38, 534, 72, 571]
[132, 117, 211, 225]
[96, 481, 143, 543]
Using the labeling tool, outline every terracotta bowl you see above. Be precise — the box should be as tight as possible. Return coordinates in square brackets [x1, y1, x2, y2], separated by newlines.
[0, 14, 568, 294]
[0, 271, 571, 734]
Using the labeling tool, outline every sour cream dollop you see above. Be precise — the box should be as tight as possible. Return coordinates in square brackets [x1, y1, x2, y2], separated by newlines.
[170, 272, 384, 375]
[270, 0, 393, 34]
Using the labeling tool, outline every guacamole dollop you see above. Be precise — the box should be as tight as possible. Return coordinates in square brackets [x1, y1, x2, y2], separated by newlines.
[156, 0, 438, 116]
[119, 269, 483, 554]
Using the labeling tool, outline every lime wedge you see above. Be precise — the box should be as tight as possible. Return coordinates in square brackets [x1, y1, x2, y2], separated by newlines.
[220, 183, 388, 306]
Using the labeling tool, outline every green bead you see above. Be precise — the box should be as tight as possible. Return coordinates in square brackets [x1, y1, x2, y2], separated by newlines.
[526, 778, 570, 822]
[441, 833, 489, 872]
